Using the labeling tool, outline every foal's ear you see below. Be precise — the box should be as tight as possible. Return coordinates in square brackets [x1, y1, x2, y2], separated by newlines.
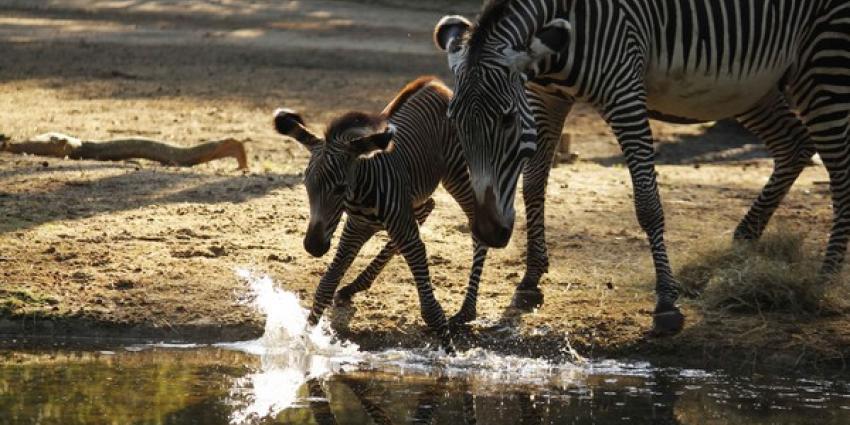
[434, 15, 472, 52]
[347, 125, 396, 159]
[273, 108, 322, 148]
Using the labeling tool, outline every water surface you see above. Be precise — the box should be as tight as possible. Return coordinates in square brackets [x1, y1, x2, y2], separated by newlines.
[2, 347, 850, 424]
[3, 270, 848, 424]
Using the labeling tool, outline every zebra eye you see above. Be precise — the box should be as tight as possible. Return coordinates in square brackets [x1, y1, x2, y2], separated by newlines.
[332, 184, 346, 195]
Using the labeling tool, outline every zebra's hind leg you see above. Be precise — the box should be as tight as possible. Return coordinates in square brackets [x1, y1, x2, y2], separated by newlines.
[790, 12, 850, 276]
[734, 91, 815, 241]
[793, 95, 850, 275]
[386, 209, 453, 353]
[603, 85, 684, 336]
[449, 238, 488, 328]
[335, 199, 436, 306]
[512, 86, 573, 311]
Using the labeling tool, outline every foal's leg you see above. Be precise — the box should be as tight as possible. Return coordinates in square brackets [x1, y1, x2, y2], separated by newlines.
[307, 218, 376, 327]
[385, 208, 453, 352]
[334, 199, 436, 306]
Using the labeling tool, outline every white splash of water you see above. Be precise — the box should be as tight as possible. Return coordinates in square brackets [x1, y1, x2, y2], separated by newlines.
[221, 269, 588, 422]
[224, 269, 360, 357]
[221, 269, 362, 424]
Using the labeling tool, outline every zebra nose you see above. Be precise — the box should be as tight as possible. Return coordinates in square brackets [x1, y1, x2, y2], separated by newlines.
[304, 224, 330, 257]
[472, 187, 514, 248]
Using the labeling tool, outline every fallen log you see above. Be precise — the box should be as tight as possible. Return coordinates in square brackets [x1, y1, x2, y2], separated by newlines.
[0, 132, 248, 169]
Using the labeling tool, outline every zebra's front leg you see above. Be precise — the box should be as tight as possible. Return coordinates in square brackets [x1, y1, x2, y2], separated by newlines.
[449, 238, 488, 328]
[734, 92, 815, 241]
[387, 213, 454, 353]
[604, 92, 684, 336]
[512, 86, 573, 311]
[307, 219, 376, 327]
[335, 199, 436, 306]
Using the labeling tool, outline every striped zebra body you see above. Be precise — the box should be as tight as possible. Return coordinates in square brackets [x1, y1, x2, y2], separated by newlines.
[274, 77, 490, 351]
[435, 0, 850, 335]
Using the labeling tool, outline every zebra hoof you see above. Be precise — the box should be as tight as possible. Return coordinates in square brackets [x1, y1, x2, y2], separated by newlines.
[510, 288, 544, 312]
[651, 307, 685, 337]
[333, 292, 353, 307]
[732, 224, 761, 242]
[448, 310, 476, 329]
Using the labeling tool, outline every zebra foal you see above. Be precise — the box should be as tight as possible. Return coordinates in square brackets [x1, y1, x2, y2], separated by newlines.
[434, 0, 850, 335]
[274, 77, 489, 352]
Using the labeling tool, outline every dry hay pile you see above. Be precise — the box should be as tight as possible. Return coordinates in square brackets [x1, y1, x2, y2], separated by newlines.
[678, 231, 849, 315]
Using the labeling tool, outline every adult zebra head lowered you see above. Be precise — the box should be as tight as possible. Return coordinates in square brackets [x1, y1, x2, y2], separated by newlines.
[274, 109, 394, 257]
[433, 11, 571, 248]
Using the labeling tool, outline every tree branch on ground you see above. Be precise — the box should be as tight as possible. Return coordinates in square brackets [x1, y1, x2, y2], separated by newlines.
[0, 132, 248, 169]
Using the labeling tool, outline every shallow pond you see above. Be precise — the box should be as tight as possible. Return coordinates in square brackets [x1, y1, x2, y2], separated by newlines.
[3, 271, 849, 424]
[2, 345, 850, 425]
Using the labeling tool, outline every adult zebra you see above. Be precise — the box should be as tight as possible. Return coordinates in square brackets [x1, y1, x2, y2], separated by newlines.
[434, 0, 850, 335]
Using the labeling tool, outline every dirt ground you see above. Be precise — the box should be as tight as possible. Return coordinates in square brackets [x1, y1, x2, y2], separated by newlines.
[1, 0, 848, 373]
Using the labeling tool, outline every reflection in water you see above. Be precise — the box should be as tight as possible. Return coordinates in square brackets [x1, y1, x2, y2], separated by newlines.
[2, 348, 850, 424]
[3, 271, 850, 423]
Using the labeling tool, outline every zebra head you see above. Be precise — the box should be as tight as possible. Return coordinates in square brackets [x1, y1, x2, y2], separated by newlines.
[274, 108, 394, 257]
[434, 13, 571, 248]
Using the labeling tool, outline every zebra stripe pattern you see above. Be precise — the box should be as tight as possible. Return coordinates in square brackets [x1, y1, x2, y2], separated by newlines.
[436, 0, 850, 335]
[274, 77, 493, 352]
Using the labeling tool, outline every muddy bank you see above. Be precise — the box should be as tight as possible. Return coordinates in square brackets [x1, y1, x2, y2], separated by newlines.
[1, 1, 848, 374]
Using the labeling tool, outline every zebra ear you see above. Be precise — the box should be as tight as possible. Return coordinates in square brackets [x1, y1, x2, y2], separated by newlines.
[274, 108, 322, 148]
[347, 125, 396, 159]
[434, 15, 471, 52]
[532, 19, 572, 56]
[508, 19, 572, 73]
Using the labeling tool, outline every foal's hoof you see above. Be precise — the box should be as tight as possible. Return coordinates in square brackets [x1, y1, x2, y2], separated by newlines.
[510, 289, 544, 312]
[448, 310, 476, 329]
[651, 307, 685, 337]
[333, 293, 353, 308]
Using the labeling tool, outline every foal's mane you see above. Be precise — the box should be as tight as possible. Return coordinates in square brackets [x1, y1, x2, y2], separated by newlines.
[381, 76, 450, 118]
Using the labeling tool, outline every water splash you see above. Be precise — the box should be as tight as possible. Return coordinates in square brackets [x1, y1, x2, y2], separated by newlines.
[221, 269, 587, 422]
[224, 269, 360, 358]
[221, 269, 361, 423]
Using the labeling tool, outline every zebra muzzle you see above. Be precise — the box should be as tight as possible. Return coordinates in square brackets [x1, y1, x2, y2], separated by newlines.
[304, 224, 331, 257]
[471, 187, 514, 248]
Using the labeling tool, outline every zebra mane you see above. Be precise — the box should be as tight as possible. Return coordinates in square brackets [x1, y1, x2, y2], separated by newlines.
[467, 0, 513, 64]
[326, 111, 385, 142]
[381, 76, 450, 118]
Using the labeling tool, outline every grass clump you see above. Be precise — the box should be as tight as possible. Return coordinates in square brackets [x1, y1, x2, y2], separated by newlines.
[0, 288, 59, 316]
[678, 231, 848, 315]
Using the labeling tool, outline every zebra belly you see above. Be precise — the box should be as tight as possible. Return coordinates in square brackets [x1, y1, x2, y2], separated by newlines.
[644, 66, 788, 122]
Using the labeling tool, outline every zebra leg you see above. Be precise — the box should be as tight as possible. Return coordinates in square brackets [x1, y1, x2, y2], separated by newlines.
[386, 212, 453, 353]
[733, 91, 815, 241]
[307, 379, 338, 425]
[512, 85, 573, 311]
[449, 238, 488, 327]
[602, 87, 683, 336]
[335, 199, 436, 306]
[440, 153, 491, 327]
[792, 92, 850, 275]
[337, 377, 394, 425]
[307, 218, 376, 327]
